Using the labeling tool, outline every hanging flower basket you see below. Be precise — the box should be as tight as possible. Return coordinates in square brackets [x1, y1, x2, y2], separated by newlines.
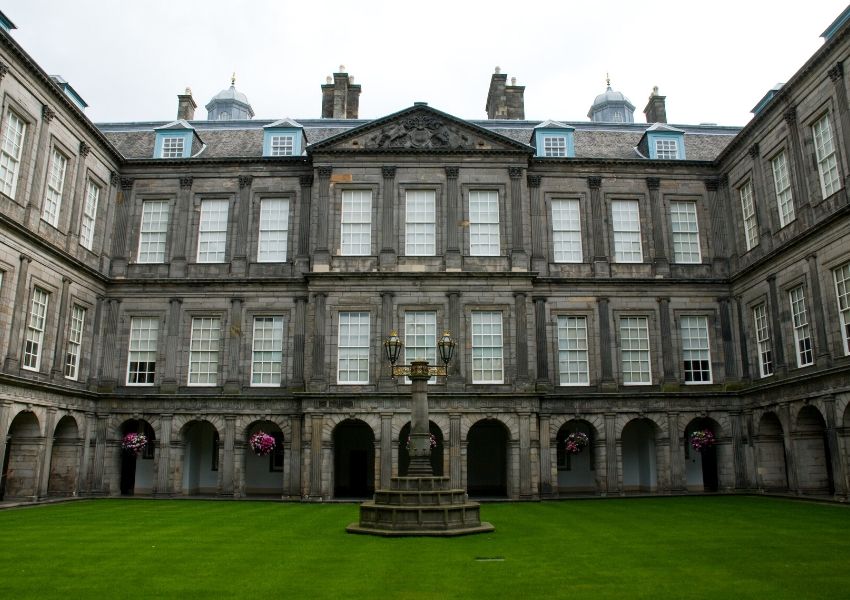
[249, 431, 276, 456]
[122, 432, 148, 455]
[565, 432, 589, 455]
[405, 433, 438, 450]
[689, 429, 716, 453]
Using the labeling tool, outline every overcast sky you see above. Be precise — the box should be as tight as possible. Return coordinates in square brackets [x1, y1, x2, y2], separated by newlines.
[4, 0, 848, 126]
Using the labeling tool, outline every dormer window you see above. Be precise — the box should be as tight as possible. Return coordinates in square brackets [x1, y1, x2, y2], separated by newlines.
[639, 124, 686, 160]
[533, 120, 575, 158]
[655, 138, 679, 160]
[263, 119, 305, 157]
[153, 121, 196, 159]
[161, 136, 185, 158]
[269, 134, 294, 156]
[543, 136, 567, 157]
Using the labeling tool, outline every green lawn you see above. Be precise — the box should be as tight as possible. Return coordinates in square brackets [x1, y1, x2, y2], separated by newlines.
[0, 496, 847, 599]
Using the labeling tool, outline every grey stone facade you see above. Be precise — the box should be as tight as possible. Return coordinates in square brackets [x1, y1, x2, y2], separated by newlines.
[0, 14, 849, 503]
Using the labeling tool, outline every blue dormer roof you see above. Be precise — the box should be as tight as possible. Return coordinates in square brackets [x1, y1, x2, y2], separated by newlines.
[751, 83, 784, 115]
[0, 11, 16, 33]
[822, 5, 850, 40]
[153, 120, 199, 158]
[639, 123, 686, 160]
[50, 75, 88, 111]
[533, 120, 575, 157]
[263, 119, 306, 156]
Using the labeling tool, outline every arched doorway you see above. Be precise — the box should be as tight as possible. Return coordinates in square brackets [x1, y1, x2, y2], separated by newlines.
[756, 412, 788, 491]
[398, 421, 444, 476]
[48, 416, 81, 496]
[181, 420, 220, 496]
[684, 417, 720, 492]
[1, 411, 41, 500]
[120, 419, 155, 496]
[244, 420, 284, 496]
[796, 406, 834, 495]
[467, 419, 509, 498]
[621, 418, 658, 493]
[333, 419, 375, 498]
[555, 420, 596, 494]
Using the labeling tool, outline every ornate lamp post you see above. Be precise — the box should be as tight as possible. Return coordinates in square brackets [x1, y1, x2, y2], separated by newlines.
[384, 330, 454, 476]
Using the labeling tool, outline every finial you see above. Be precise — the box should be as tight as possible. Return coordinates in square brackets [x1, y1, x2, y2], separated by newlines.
[606, 73, 611, 89]
[339, 64, 345, 72]
[185, 87, 192, 95]
[326, 76, 332, 84]
[652, 85, 659, 96]
[231, 72, 236, 86]
[495, 66, 501, 74]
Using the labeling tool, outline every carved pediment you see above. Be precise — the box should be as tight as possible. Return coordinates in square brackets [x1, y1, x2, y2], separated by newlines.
[366, 114, 474, 150]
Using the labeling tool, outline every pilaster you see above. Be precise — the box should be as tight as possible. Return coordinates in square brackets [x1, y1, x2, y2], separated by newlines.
[379, 166, 397, 269]
[295, 174, 313, 274]
[50, 277, 72, 381]
[444, 167, 461, 270]
[588, 176, 609, 276]
[224, 297, 243, 393]
[313, 167, 332, 269]
[309, 293, 327, 390]
[514, 292, 529, 384]
[806, 254, 832, 368]
[508, 166, 528, 270]
[528, 174, 547, 274]
[292, 296, 308, 388]
[230, 175, 252, 276]
[161, 298, 182, 392]
[646, 177, 668, 276]
[4, 254, 31, 372]
[169, 176, 193, 278]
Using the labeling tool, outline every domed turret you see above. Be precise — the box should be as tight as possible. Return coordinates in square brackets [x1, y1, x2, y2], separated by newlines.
[205, 74, 254, 120]
[587, 76, 635, 123]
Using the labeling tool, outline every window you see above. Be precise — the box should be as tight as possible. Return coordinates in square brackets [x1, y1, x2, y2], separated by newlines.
[197, 199, 228, 263]
[340, 190, 372, 256]
[834, 263, 850, 355]
[789, 286, 813, 368]
[42, 148, 67, 227]
[680, 315, 711, 383]
[188, 317, 221, 386]
[404, 311, 437, 384]
[611, 200, 642, 263]
[739, 181, 758, 251]
[405, 190, 436, 256]
[137, 200, 170, 263]
[127, 317, 158, 385]
[655, 138, 679, 160]
[557, 315, 589, 385]
[338, 312, 370, 384]
[543, 136, 567, 157]
[23, 287, 49, 371]
[80, 180, 100, 250]
[469, 190, 500, 256]
[251, 316, 284, 386]
[63, 304, 86, 380]
[160, 136, 185, 159]
[257, 198, 289, 262]
[670, 201, 701, 264]
[0, 111, 26, 199]
[471, 311, 503, 383]
[813, 114, 841, 198]
[269, 135, 294, 156]
[753, 304, 773, 378]
[771, 151, 794, 227]
[551, 199, 582, 263]
[620, 316, 651, 384]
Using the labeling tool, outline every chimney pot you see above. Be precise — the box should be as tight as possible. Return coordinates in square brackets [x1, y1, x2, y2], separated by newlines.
[177, 88, 197, 121]
[495, 66, 501, 74]
[511, 77, 516, 86]
[339, 64, 346, 72]
[486, 69, 524, 120]
[643, 87, 667, 123]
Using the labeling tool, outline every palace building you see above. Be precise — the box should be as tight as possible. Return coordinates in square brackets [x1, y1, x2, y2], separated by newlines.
[0, 8, 849, 502]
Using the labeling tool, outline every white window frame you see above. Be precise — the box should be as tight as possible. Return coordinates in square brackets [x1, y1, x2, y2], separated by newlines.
[404, 311, 437, 384]
[557, 315, 589, 386]
[257, 198, 289, 262]
[251, 316, 284, 387]
[137, 200, 170, 263]
[833, 263, 850, 356]
[543, 136, 567, 157]
[655, 138, 679, 160]
[197, 199, 229, 263]
[551, 199, 582, 263]
[42, 148, 67, 228]
[127, 316, 158, 385]
[0, 110, 26, 199]
[337, 312, 370, 384]
[64, 304, 86, 380]
[680, 315, 712, 384]
[23, 287, 49, 371]
[739, 181, 758, 251]
[160, 136, 185, 159]
[80, 180, 100, 251]
[789, 286, 813, 368]
[619, 316, 651, 385]
[611, 200, 643, 263]
[771, 151, 795, 228]
[471, 311, 504, 384]
[753, 304, 773, 378]
[670, 201, 701, 264]
[269, 134, 294, 157]
[188, 316, 221, 386]
[405, 190, 436, 256]
[468, 190, 500, 257]
[340, 190, 372, 256]
[813, 114, 841, 199]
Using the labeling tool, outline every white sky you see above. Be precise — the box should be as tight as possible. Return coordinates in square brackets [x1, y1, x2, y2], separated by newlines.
[4, 0, 848, 126]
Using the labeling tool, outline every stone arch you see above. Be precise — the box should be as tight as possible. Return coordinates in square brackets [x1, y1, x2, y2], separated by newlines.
[332, 418, 376, 499]
[397, 420, 444, 476]
[323, 414, 381, 445]
[47, 415, 81, 496]
[466, 418, 510, 498]
[615, 413, 667, 440]
[243, 419, 284, 496]
[174, 414, 226, 439]
[554, 419, 599, 494]
[684, 416, 721, 492]
[549, 414, 605, 443]
[117, 418, 156, 496]
[1, 410, 42, 500]
[460, 413, 519, 443]
[795, 405, 834, 495]
[755, 412, 788, 491]
[178, 419, 221, 496]
[621, 418, 660, 493]
[110, 414, 163, 442]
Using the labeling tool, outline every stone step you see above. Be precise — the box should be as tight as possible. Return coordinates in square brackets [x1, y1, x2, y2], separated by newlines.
[373, 489, 468, 505]
[356, 501, 489, 532]
[388, 476, 453, 491]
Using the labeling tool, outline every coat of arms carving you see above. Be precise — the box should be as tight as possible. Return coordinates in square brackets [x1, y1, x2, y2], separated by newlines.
[366, 115, 474, 150]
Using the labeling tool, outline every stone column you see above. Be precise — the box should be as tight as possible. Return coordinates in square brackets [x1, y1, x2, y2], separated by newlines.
[717, 175, 737, 262]
[734, 296, 751, 380]
[379, 166, 397, 269]
[24, 104, 55, 227]
[588, 176, 608, 276]
[169, 176, 193, 278]
[220, 415, 236, 496]
[37, 408, 57, 498]
[50, 276, 72, 381]
[538, 414, 552, 497]
[518, 412, 532, 498]
[66, 141, 91, 251]
[380, 413, 393, 486]
[98, 299, 121, 391]
[782, 107, 811, 225]
[91, 414, 108, 493]
[446, 291, 462, 388]
[161, 298, 182, 392]
[532, 296, 550, 389]
[309, 293, 327, 390]
[449, 413, 462, 488]
[778, 404, 799, 491]
[528, 174, 546, 274]
[224, 297, 243, 393]
[657, 296, 674, 384]
[806, 254, 832, 367]
[313, 167, 332, 269]
[379, 291, 395, 390]
[0, 403, 8, 485]
[155, 413, 172, 496]
[667, 412, 684, 491]
[109, 178, 133, 277]
[597, 297, 615, 388]
[824, 395, 847, 496]
[730, 411, 748, 489]
[647, 177, 668, 276]
[4, 254, 31, 372]
[295, 174, 313, 274]
[604, 413, 618, 495]
[309, 414, 324, 498]
[766, 274, 786, 375]
[87, 296, 105, 391]
[749, 144, 774, 248]
[718, 297, 738, 381]
[827, 62, 850, 190]
[705, 178, 728, 275]
[514, 292, 528, 384]
[508, 166, 528, 270]
[231, 175, 252, 276]
[288, 415, 302, 498]
[444, 167, 461, 270]
[292, 296, 308, 388]
[77, 412, 95, 494]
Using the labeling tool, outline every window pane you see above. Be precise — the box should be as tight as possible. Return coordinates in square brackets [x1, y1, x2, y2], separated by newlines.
[23, 288, 49, 371]
[740, 181, 758, 251]
[64, 305, 86, 380]
[788, 286, 813, 367]
[833, 263, 850, 356]
[680, 315, 711, 383]
[469, 191, 500, 256]
[341, 191, 372, 256]
[655, 138, 678, 159]
[611, 200, 642, 263]
[42, 149, 67, 227]
[127, 317, 158, 385]
[753, 304, 773, 378]
[138, 200, 170, 263]
[0, 111, 26, 199]
[620, 316, 650, 384]
[197, 199, 229, 263]
[251, 316, 284, 385]
[189, 317, 221, 385]
[80, 180, 100, 250]
[472, 311, 503, 383]
[338, 312, 370, 384]
[813, 114, 841, 198]
[257, 198, 289, 262]
[552, 199, 582, 263]
[771, 151, 795, 228]
[670, 201, 701, 264]
[558, 315, 588, 385]
[405, 190, 436, 256]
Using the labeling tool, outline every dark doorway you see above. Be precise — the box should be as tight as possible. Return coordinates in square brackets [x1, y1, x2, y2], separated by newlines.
[685, 417, 719, 492]
[120, 420, 155, 496]
[333, 420, 375, 499]
[398, 421, 444, 476]
[467, 420, 508, 498]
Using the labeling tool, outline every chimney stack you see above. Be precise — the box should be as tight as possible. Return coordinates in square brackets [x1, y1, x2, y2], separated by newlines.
[643, 86, 667, 123]
[485, 67, 525, 120]
[321, 66, 361, 119]
[177, 87, 196, 121]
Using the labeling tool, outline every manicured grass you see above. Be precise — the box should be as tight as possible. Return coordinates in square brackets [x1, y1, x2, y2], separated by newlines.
[0, 496, 847, 599]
